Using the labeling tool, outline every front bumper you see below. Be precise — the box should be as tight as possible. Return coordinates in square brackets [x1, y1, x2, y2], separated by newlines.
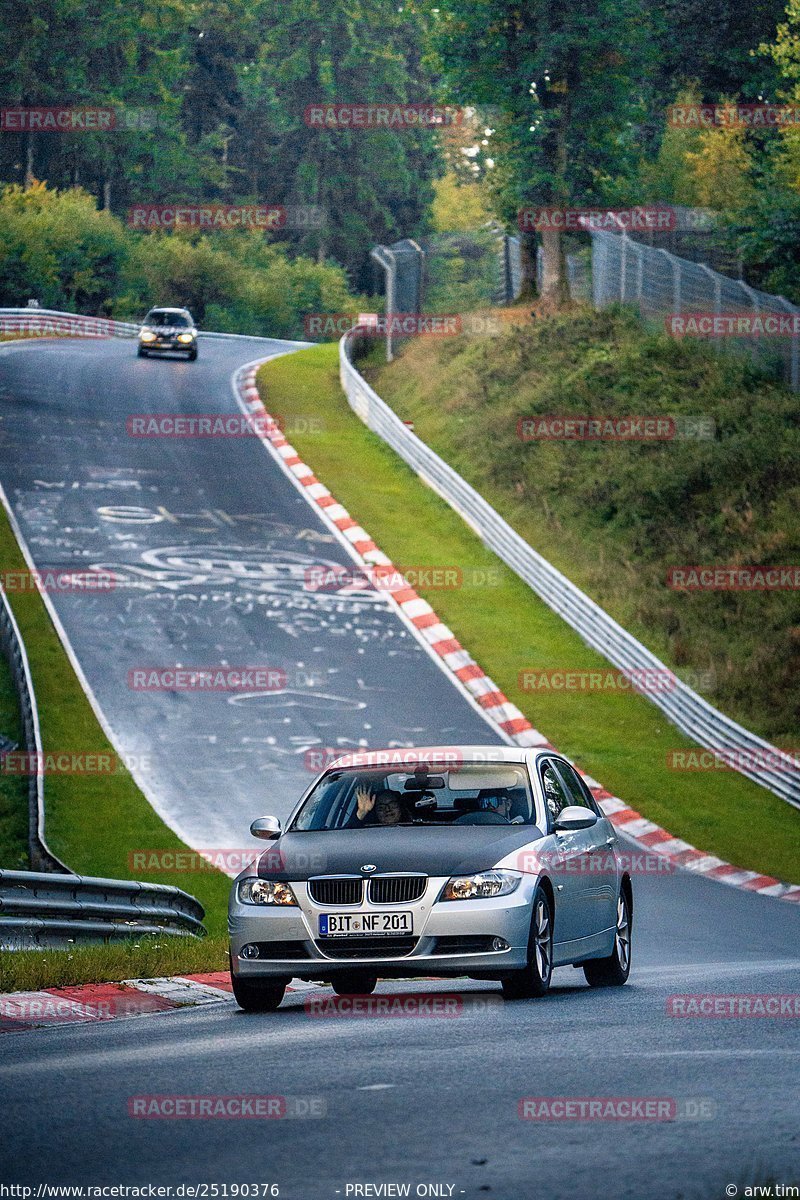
[140, 339, 194, 352]
[229, 876, 535, 981]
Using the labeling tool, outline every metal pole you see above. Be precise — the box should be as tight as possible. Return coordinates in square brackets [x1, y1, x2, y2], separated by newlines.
[369, 246, 396, 363]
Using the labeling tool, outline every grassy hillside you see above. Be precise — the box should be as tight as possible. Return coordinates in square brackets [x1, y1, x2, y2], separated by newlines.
[365, 307, 800, 746]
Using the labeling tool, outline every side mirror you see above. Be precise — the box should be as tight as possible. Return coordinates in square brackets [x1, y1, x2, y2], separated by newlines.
[554, 806, 598, 833]
[250, 816, 281, 840]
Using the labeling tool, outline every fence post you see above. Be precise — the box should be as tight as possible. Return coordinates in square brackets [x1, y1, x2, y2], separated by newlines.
[620, 230, 628, 303]
[698, 263, 722, 345]
[369, 245, 396, 363]
[635, 242, 644, 313]
[775, 295, 800, 391]
[738, 282, 761, 370]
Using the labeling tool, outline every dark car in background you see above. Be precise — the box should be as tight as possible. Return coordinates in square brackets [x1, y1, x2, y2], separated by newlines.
[137, 307, 198, 360]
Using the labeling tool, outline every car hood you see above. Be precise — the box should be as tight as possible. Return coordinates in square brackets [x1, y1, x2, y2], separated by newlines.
[255, 825, 546, 881]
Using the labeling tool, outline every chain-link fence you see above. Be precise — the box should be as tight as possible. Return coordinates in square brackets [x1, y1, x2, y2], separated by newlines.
[370, 228, 525, 359]
[581, 226, 800, 390]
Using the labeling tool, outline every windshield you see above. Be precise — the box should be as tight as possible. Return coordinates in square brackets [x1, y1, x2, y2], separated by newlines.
[290, 764, 536, 830]
[145, 311, 189, 327]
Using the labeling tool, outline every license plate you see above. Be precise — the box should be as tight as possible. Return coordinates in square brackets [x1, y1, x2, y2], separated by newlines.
[318, 911, 413, 938]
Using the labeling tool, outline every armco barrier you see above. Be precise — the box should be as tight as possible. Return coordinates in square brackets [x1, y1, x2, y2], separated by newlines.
[0, 869, 205, 948]
[0, 308, 139, 337]
[339, 328, 800, 811]
[0, 307, 307, 344]
[0, 583, 67, 872]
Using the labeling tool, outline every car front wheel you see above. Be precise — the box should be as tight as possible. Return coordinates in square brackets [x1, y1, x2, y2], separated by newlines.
[231, 973, 288, 1012]
[137, 346, 148, 357]
[583, 887, 632, 987]
[501, 886, 553, 1000]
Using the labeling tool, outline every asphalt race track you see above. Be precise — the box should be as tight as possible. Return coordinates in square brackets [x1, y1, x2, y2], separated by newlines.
[1, 873, 799, 1198]
[0, 334, 498, 849]
[1, 336, 798, 1199]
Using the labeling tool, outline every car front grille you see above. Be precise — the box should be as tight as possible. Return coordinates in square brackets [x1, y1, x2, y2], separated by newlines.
[317, 936, 418, 960]
[368, 876, 427, 904]
[308, 878, 363, 906]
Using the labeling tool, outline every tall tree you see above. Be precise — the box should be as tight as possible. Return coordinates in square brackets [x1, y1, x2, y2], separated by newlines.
[427, 0, 651, 304]
[231, 0, 441, 288]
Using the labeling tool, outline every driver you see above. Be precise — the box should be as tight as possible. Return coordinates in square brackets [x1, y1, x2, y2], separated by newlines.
[355, 786, 404, 826]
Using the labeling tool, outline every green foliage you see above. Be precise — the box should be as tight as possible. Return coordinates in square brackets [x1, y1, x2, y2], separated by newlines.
[0, 0, 443, 290]
[0, 183, 129, 310]
[0, 184, 363, 337]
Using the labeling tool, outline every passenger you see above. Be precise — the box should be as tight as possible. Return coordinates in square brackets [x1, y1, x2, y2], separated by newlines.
[478, 791, 524, 823]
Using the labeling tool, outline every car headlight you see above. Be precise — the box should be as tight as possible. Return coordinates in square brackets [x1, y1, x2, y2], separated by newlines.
[238, 878, 297, 906]
[140, 330, 156, 342]
[441, 869, 522, 901]
[176, 332, 194, 343]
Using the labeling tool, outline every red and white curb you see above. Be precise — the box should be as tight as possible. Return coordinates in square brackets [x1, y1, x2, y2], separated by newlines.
[0, 973, 325, 1033]
[232, 358, 800, 906]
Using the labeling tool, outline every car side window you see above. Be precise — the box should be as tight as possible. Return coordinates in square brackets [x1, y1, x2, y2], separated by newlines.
[540, 761, 570, 826]
[554, 761, 594, 811]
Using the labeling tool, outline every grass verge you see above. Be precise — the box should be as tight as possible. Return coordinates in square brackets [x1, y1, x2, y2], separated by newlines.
[256, 343, 799, 882]
[0, 934, 229, 994]
[0, 501, 232, 989]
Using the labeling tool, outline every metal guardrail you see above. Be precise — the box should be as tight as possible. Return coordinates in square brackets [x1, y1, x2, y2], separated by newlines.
[0, 307, 309, 347]
[0, 308, 139, 337]
[0, 870, 205, 948]
[0, 584, 67, 872]
[339, 328, 800, 811]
